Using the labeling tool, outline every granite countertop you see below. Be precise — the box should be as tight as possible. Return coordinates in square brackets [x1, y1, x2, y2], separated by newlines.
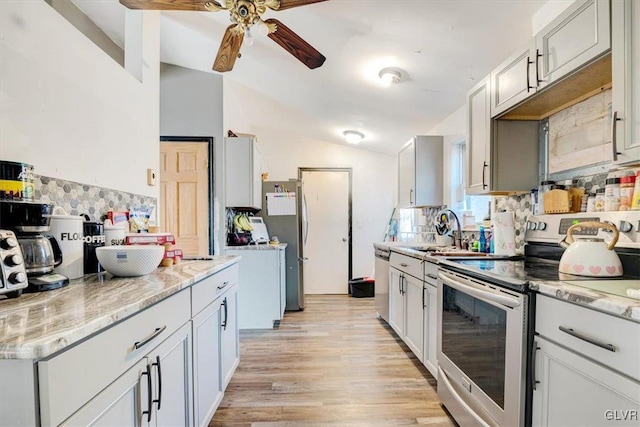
[225, 243, 287, 250]
[0, 256, 238, 360]
[530, 280, 640, 323]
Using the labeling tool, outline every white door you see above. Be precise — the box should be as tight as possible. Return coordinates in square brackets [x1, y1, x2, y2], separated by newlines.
[301, 170, 350, 294]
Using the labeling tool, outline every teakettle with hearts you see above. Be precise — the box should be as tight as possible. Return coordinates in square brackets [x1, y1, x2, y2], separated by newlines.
[559, 221, 623, 277]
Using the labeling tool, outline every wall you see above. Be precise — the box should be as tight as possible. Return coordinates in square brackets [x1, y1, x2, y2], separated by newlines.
[0, 1, 159, 198]
[223, 79, 395, 278]
[159, 63, 225, 253]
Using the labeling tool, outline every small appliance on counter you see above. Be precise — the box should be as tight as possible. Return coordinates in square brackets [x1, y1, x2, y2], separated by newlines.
[249, 217, 269, 244]
[0, 200, 69, 292]
[0, 229, 28, 298]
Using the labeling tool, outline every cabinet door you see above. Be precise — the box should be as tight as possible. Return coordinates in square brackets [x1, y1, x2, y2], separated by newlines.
[403, 275, 424, 362]
[151, 322, 193, 427]
[388, 267, 404, 337]
[422, 282, 438, 379]
[221, 286, 240, 389]
[491, 40, 537, 117]
[225, 137, 261, 209]
[612, 0, 640, 164]
[397, 139, 416, 206]
[414, 136, 444, 206]
[192, 299, 223, 427]
[466, 75, 491, 195]
[61, 359, 148, 427]
[532, 337, 640, 427]
[536, 0, 610, 90]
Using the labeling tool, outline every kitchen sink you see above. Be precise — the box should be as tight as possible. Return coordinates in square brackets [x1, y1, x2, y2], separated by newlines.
[428, 251, 490, 257]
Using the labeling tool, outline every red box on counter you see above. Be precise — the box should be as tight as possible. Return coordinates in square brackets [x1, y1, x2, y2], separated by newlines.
[125, 233, 176, 245]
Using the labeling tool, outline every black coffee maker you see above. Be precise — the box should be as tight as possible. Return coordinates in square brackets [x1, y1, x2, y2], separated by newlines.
[0, 200, 69, 291]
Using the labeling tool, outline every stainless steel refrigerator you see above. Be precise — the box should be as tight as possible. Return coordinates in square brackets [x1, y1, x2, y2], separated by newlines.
[259, 180, 308, 310]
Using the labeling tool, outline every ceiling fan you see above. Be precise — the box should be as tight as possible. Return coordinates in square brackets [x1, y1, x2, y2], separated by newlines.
[119, 0, 328, 72]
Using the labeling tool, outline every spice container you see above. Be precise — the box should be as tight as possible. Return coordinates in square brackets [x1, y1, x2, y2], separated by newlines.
[586, 193, 596, 212]
[594, 188, 606, 212]
[620, 175, 636, 210]
[604, 178, 621, 211]
[568, 179, 585, 213]
[632, 171, 640, 210]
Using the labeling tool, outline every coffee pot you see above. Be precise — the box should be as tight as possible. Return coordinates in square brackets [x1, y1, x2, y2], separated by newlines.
[18, 234, 63, 276]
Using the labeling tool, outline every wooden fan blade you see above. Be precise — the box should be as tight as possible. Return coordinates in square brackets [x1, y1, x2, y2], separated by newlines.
[265, 19, 325, 69]
[119, 0, 209, 11]
[274, 0, 329, 11]
[213, 25, 244, 72]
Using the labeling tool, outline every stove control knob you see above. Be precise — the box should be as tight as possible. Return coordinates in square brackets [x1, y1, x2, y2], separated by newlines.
[0, 237, 18, 250]
[537, 222, 547, 231]
[4, 254, 23, 266]
[619, 221, 633, 233]
[8, 272, 27, 285]
[529, 222, 538, 231]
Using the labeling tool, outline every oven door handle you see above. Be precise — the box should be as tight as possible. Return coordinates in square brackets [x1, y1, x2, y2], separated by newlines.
[438, 366, 492, 427]
[438, 271, 521, 309]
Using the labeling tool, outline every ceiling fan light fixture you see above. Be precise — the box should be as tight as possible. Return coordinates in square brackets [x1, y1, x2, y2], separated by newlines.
[378, 68, 402, 86]
[343, 130, 365, 144]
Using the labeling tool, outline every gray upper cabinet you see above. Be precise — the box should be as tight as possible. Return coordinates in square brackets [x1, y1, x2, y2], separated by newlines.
[467, 76, 492, 195]
[467, 75, 540, 195]
[397, 136, 443, 207]
[224, 137, 263, 210]
[490, 40, 537, 117]
[612, 0, 640, 165]
[491, 0, 610, 118]
[536, 0, 610, 90]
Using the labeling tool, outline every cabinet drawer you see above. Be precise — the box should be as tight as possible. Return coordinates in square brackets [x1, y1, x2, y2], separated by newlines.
[191, 264, 239, 315]
[390, 252, 423, 280]
[423, 259, 438, 284]
[38, 289, 190, 427]
[536, 295, 640, 381]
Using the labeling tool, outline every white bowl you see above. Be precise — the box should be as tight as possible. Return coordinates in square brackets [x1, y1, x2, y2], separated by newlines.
[96, 245, 165, 277]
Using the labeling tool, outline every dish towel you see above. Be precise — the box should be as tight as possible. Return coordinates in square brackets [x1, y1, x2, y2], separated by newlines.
[492, 211, 517, 256]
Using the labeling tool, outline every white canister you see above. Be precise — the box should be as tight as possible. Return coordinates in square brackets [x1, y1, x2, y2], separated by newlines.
[49, 207, 85, 279]
[104, 225, 126, 246]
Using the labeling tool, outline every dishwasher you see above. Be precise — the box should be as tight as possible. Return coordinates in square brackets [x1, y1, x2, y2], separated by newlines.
[373, 244, 391, 322]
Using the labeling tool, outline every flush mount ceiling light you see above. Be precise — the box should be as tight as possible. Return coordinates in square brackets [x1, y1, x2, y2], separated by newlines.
[343, 130, 365, 144]
[378, 67, 402, 86]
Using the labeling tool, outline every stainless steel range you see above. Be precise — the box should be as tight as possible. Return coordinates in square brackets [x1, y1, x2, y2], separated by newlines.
[435, 211, 640, 427]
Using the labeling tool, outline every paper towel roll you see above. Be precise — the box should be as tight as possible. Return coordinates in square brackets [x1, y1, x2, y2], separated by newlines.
[492, 211, 517, 256]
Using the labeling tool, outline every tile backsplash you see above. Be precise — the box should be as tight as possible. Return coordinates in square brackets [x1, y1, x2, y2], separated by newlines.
[35, 175, 157, 222]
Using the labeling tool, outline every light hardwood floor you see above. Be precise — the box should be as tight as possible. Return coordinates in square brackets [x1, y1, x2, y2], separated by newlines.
[210, 295, 456, 426]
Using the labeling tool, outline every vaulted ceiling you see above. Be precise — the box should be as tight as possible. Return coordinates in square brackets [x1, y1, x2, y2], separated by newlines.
[72, 0, 549, 154]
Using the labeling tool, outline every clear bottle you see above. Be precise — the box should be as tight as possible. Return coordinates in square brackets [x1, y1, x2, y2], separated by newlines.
[478, 226, 486, 253]
[604, 178, 621, 211]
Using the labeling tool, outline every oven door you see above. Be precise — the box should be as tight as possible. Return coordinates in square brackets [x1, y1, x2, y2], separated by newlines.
[437, 268, 527, 427]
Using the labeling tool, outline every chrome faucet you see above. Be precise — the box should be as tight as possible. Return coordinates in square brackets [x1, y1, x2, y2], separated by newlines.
[436, 208, 462, 249]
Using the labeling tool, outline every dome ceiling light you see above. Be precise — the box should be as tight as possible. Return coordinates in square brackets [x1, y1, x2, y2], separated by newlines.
[343, 130, 365, 144]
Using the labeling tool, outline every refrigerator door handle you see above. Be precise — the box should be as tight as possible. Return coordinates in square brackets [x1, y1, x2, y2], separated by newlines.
[302, 193, 309, 245]
[298, 257, 309, 263]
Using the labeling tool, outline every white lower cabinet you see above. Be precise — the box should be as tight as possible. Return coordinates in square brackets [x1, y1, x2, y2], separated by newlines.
[422, 281, 438, 378]
[221, 284, 240, 389]
[403, 274, 424, 362]
[62, 322, 193, 427]
[532, 336, 640, 426]
[388, 267, 404, 337]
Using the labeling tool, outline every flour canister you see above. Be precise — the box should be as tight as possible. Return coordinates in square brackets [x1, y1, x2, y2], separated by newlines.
[49, 207, 84, 279]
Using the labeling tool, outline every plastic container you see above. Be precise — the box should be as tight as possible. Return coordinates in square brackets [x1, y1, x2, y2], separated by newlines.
[620, 175, 636, 211]
[604, 178, 621, 211]
[478, 226, 486, 253]
[349, 277, 375, 298]
[586, 193, 596, 212]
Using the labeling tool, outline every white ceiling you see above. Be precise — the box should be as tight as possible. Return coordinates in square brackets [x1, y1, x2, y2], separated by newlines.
[71, 0, 549, 154]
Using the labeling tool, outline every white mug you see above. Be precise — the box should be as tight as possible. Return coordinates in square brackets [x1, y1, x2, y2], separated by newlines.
[49, 207, 85, 279]
[104, 226, 126, 246]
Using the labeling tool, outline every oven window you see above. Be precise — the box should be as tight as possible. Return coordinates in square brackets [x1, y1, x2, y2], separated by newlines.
[442, 284, 506, 409]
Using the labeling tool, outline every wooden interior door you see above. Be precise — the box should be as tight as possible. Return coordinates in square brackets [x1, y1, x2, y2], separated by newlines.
[160, 141, 209, 255]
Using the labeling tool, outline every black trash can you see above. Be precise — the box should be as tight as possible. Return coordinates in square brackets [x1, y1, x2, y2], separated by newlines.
[349, 277, 375, 298]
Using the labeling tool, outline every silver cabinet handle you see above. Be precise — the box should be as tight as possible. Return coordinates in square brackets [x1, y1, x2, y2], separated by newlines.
[535, 48, 542, 85]
[400, 263, 409, 267]
[559, 326, 616, 352]
[217, 281, 230, 290]
[134, 326, 167, 350]
[409, 188, 414, 205]
[612, 110, 622, 162]
[482, 161, 488, 189]
[530, 341, 540, 390]
[526, 56, 534, 93]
